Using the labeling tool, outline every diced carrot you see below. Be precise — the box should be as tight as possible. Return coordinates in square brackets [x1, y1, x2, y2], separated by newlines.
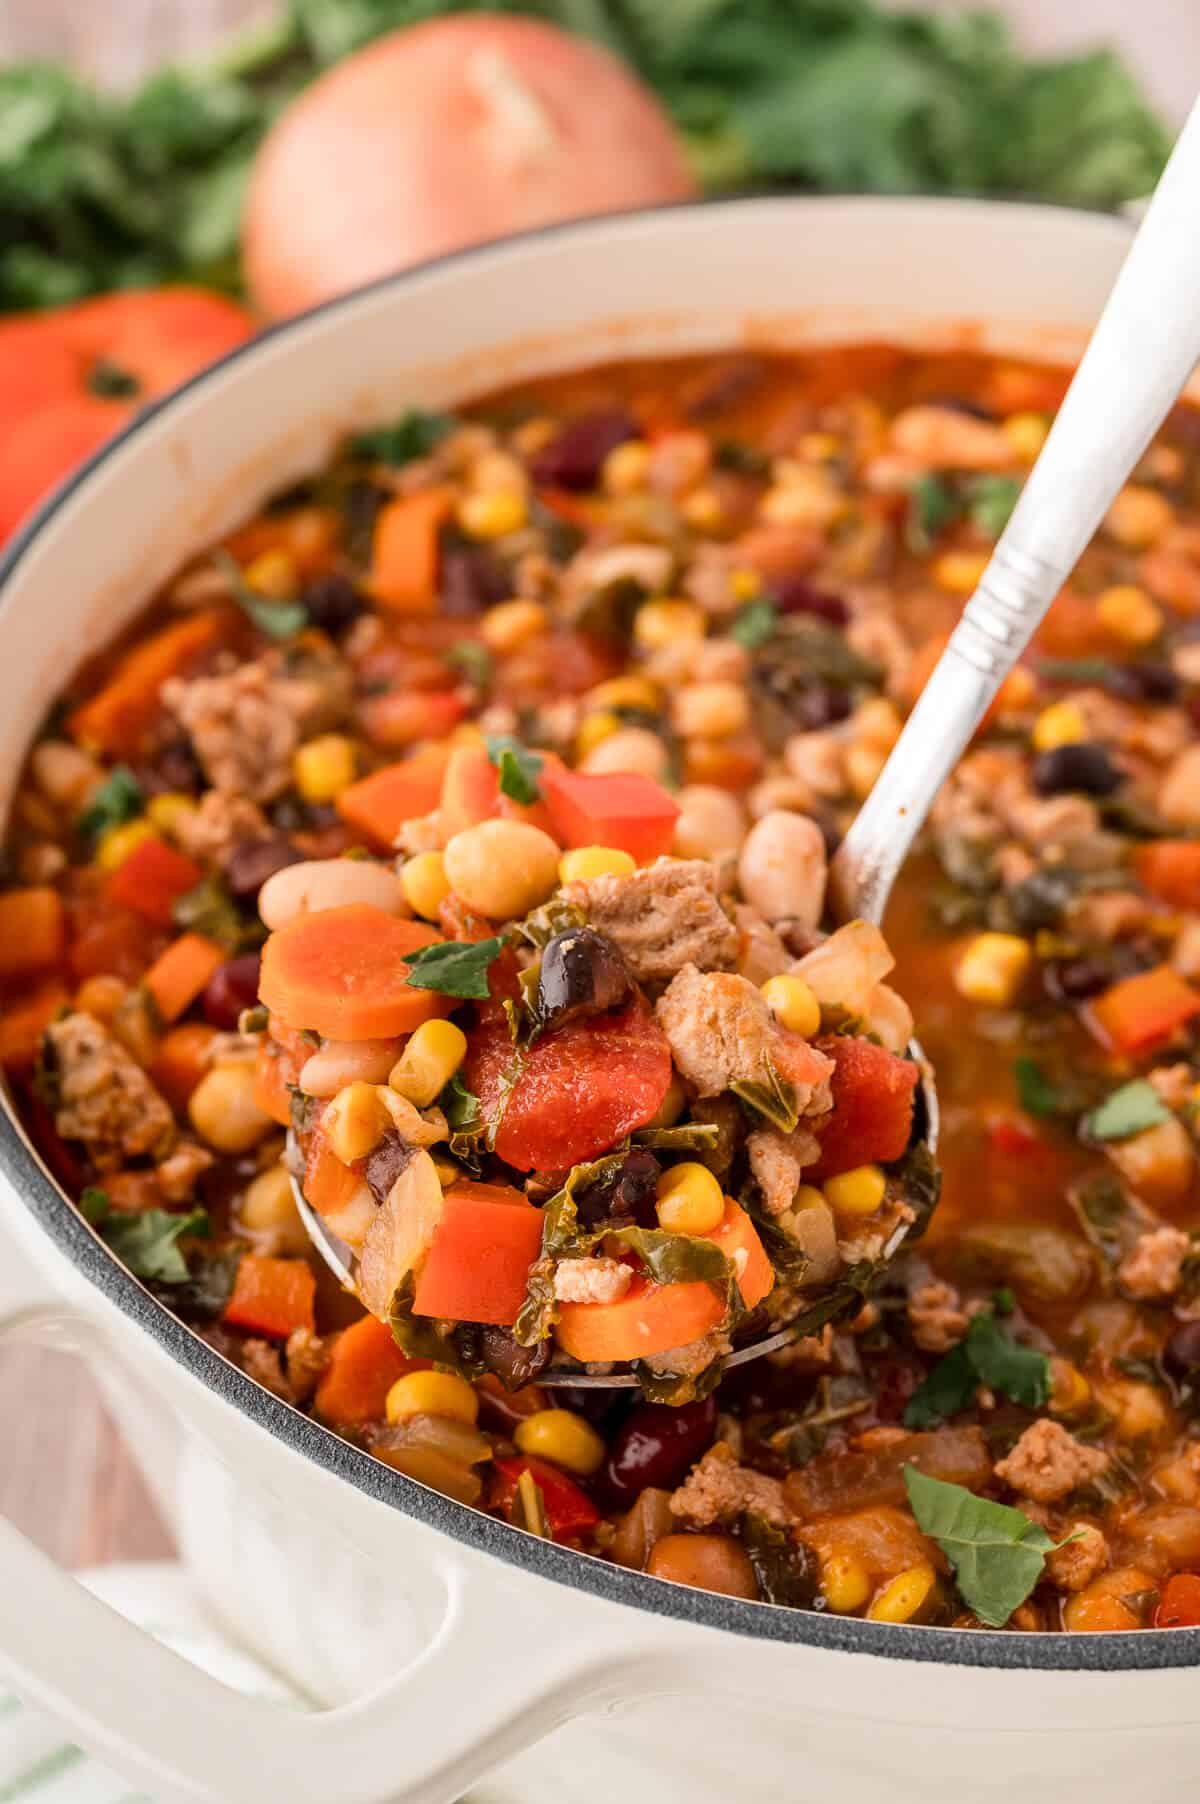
[0, 978, 70, 1071]
[359, 687, 468, 749]
[335, 749, 449, 846]
[253, 1019, 313, 1126]
[1135, 841, 1200, 912]
[0, 888, 66, 980]
[143, 932, 225, 1024]
[314, 1313, 424, 1428]
[103, 836, 202, 928]
[541, 763, 679, 863]
[223, 1255, 316, 1340]
[808, 1036, 919, 1182]
[369, 488, 452, 614]
[555, 1199, 770, 1363]
[412, 1182, 543, 1324]
[69, 610, 230, 758]
[303, 1129, 364, 1215]
[152, 1022, 219, 1112]
[259, 904, 451, 1040]
[1085, 965, 1200, 1055]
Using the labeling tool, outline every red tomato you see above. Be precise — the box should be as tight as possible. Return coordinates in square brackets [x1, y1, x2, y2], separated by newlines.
[490, 1455, 600, 1542]
[464, 1001, 672, 1172]
[1155, 1572, 1200, 1628]
[807, 1035, 919, 1182]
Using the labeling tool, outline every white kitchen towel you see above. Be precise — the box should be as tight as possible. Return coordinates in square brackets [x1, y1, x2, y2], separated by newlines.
[0, 1561, 304, 1804]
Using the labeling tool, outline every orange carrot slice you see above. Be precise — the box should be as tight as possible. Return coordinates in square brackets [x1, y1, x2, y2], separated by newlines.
[258, 903, 450, 1039]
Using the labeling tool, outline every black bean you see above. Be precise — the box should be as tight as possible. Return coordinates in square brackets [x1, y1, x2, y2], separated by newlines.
[530, 410, 640, 491]
[477, 1326, 550, 1391]
[537, 927, 632, 1031]
[202, 954, 262, 1030]
[1043, 958, 1112, 1003]
[1031, 742, 1122, 798]
[1163, 1319, 1200, 1381]
[795, 686, 853, 731]
[302, 573, 365, 635]
[364, 1131, 413, 1204]
[439, 545, 511, 618]
[1107, 661, 1180, 704]
[597, 1396, 719, 1511]
[226, 835, 303, 899]
[770, 574, 849, 626]
[574, 1149, 661, 1233]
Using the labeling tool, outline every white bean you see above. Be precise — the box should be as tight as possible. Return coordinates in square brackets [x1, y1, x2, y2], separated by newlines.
[443, 819, 560, 919]
[30, 740, 103, 809]
[673, 785, 747, 862]
[299, 1037, 401, 1098]
[737, 809, 827, 927]
[259, 857, 409, 929]
[579, 727, 670, 780]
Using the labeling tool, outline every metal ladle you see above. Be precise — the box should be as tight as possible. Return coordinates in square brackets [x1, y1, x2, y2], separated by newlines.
[297, 98, 1200, 1385]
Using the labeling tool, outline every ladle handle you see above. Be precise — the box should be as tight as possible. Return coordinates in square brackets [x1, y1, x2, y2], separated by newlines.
[831, 94, 1200, 926]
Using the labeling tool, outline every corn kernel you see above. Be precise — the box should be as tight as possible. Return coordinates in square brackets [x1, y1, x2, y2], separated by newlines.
[386, 1370, 479, 1427]
[823, 1164, 887, 1218]
[145, 792, 197, 837]
[602, 440, 651, 495]
[243, 549, 297, 598]
[798, 432, 839, 462]
[954, 931, 1032, 1006]
[854, 697, 903, 752]
[672, 681, 749, 740]
[1096, 584, 1163, 647]
[845, 741, 887, 800]
[1003, 412, 1049, 462]
[730, 567, 761, 603]
[648, 1073, 687, 1129]
[761, 975, 822, 1038]
[933, 550, 990, 595]
[634, 599, 707, 651]
[559, 845, 637, 885]
[822, 1552, 872, 1614]
[1049, 1358, 1092, 1418]
[1032, 700, 1086, 752]
[760, 465, 844, 530]
[682, 488, 724, 532]
[656, 1161, 726, 1236]
[575, 711, 621, 759]
[514, 1408, 606, 1477]
[189, 1062, 274, 1154]
[401, 850, 450, 921]
[480, 598, 547, 654]
[95, 818, 159, 873]
[239, 1163, 307, 1255]
[457, 489, 528, 540]
[293, 733, 357, 803]
[1104, 484, 1172, 549]
[867, 1563, 937, 1624]
[389, 1019, 467, 1108]
[586, 676, 661, 714]
[323, 1080, 391, 1163]
[793, 1183, 827, 1214]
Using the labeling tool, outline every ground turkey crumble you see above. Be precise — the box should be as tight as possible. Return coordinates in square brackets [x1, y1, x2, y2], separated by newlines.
[1117, 1226, 1192, 1300]
[907, 1278, 971, 1354]
[44, 1012, 175, 1170]
[163, 647, 351, 804]
[994, 1419, 1110, 1505]
[553, 1256, 632, 1305]
[173, 791, 270, 867]
[747, 1124, 821, 1215]
[655, 964, 834, 1106]
[564, 858, 739, 984]
[1045, 1523, 1110, 1593]
[670, 1443, 793, 1529]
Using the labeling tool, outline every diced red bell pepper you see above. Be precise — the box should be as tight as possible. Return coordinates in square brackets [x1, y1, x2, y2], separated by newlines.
[1155, 1572, 1200, 1628]
[1084, 965, 1200, 1055]
[464, 1000, 672, 1172]
[541, 763, 678, 864]
[412, 1183, 544, 1324]
[223, 1255, 316, 1340]
[1135, 841, 1200, 912]
[490, 1455, 600, 1542]
[103, 835, 202, 928]
[807, 1035, 919, 1181]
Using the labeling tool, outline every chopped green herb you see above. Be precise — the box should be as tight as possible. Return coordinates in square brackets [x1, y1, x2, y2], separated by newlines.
[350, 410, 457, 466]
[729, 598, 778, 649]
[992, 1286, 1016, 1317]
[968, 474, 1022, 538]
[1085, 1079, 1171, 1142]
[631, 1122, 721, 1154]
[446, 641, 493, 688]
[88, 1200, 210, 1284]
[1013, 1055, 1061, 1119]
[77, 765, 143, 840]
[78, 1186, 110, 1224]
[714, 440, 769, 477]
[907, 473, 960, 550]
[904, 1466, 1066, 1628]
[404, 935, 505, 1000]
[905, 1308, 1050, 1426]
[213, 550, 307, 641]
[1035, 657, 1117, 688]
[87, 358, 141, 398]
[903, 1341, 977, 1429]
[486, 735, 544, 805]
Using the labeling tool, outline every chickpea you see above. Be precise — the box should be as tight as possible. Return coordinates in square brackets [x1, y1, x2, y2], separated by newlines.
[671, 682, 750, 741]
[259, 858, 409, 930]
[443, 819, 560, 919]
[673, 785, 747, 862]
[188, 1062, 275, 1153]
[239, 1163, 308, 1255]
[737, 809, 828, 927]
[645, 1533, 759, 1600]
[578, 727, 670, 781]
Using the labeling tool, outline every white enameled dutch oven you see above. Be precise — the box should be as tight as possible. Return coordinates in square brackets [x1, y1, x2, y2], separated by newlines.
[0, 197, 1198, 1804]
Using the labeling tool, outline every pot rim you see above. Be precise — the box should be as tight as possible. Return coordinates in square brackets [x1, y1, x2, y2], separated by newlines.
[1, 192, 1195, 1672]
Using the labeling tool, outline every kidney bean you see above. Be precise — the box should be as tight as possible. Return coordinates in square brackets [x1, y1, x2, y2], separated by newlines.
[478, 1326, 551, 1391]
[1107, 661, 1179, 704]
[597, 1395, 719, 1511]
[440, 545, 511, 618]
[1163, 1318, 1200, 1381]
[1032, 742, 1121, 798]
[302, 573, 365, 635]
[1043, 957, 1112, 1003]
[202, 954, 263, 1030]
[796, 686, 853, 731]
[530, 410, 640, 491]
[226, 834, 304, 899]
[770, 574, 849, 626]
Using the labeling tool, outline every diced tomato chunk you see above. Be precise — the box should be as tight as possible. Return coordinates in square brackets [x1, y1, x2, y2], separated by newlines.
[1155, 1572, 1200, 1628]
[808, 1035, 919, 1181]
[490, 1455, 600, 1541]
[541, 764, 678, 864]
[464, 1001, 672, 1172]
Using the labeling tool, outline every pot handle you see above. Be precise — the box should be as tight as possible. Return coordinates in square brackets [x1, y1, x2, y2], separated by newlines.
[0, 1311, 631, 1804]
